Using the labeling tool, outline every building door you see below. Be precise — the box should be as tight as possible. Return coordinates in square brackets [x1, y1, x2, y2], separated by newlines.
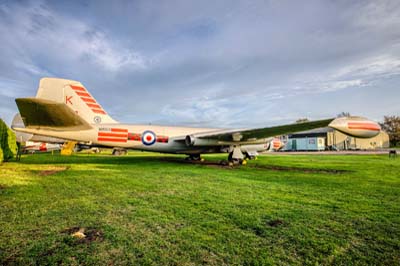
[292, 139, 297, 150]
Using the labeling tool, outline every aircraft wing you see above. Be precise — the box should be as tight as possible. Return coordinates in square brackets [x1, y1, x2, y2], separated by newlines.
[181, 116, 380, 145]
[189, 119, 334, 142]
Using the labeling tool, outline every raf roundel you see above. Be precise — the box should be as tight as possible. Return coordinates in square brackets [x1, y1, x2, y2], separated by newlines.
[142, 130, 156, 146]
[93, 116, 102, 124]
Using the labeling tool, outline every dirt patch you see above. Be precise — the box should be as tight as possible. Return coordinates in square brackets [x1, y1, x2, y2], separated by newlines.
[61, 227, 104, 244]
[253, 164, 349, 174]
[161, 158, 238, 169]
[1, 252, 21, 266]
[205, 164, 236, 170]
[39, 166, 70, 176]
[0, 184, 7, 190]
[267, 219, 286, 227]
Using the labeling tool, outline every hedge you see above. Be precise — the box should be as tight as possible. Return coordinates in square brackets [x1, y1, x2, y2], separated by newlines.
[0, 118, 17, 162]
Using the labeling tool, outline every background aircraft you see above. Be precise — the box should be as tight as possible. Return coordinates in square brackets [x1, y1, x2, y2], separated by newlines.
[13, 78, 381, 164]
[23, 141, 61, 154]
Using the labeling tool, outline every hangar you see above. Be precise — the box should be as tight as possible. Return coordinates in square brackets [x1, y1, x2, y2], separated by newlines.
[283, 127, 390, 151]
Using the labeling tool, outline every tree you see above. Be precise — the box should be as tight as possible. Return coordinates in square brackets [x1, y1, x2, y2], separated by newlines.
[295, 118, 309, 124]
[337, 112, 351, 118]
[379, 115, 400, 147]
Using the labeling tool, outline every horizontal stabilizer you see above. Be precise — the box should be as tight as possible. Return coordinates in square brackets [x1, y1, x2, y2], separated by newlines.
[15, 98, 92, 130]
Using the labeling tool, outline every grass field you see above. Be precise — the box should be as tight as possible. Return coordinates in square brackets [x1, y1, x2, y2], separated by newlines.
[0, 152, 399, 265]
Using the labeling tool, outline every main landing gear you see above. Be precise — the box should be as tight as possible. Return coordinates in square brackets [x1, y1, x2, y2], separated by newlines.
[227, 152, 246, 165]
[185, 154, 204, 162]
[185, 146, 255, 166]
[112, 148, 127, 156]
[225, 146, 248, 166]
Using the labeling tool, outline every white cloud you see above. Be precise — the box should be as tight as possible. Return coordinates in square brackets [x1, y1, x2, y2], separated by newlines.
[0, 1, 148, 73]
[354, 1, 400, 30]
[332, 56, 400, 80]
[1, 0, 400, 126]
[13, 61, 53, 76]
[320, 79, 364, 92]
[0, 78, 29, 98]
[81, 31, 147, 71]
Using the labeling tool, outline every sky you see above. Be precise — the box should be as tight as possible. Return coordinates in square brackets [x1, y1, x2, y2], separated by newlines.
[0, 0, 399, 128]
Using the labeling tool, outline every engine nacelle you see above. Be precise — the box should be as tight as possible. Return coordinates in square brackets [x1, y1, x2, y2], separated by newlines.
[185, 135, 195, 146]
[185, 135, 222, 146]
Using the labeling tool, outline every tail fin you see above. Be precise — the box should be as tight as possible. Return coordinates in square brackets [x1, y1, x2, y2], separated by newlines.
[36, 77, 117, 124]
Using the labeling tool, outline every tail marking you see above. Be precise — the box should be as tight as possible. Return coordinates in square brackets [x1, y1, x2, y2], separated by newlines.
[75, 91, 91, 97]
[69, 85, 108, 115]
[97, 128, 128, 143]
[97, 138, 127, 143]
[70, 85, 86, 92]
[81, 97, 96, 103]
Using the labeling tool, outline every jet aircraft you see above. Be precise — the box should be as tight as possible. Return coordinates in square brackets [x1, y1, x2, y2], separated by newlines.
[13, 78, 381, 164]
[23, 141, 61, 154]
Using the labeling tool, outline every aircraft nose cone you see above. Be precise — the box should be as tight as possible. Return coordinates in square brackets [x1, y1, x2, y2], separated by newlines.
[329, 116, 381, 138]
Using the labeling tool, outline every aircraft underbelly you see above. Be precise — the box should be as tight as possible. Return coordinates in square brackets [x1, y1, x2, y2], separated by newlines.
[128, 141, 219, 154]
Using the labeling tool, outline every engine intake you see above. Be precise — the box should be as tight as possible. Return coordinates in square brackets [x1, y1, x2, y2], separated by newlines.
[185, 135, 195, 146]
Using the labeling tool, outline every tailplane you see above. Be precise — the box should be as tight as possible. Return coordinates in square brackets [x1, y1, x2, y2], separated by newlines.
[35, 78, 117, 124]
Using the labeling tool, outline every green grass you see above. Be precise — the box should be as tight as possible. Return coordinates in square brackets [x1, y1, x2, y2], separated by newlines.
[0, 152, 399, 265]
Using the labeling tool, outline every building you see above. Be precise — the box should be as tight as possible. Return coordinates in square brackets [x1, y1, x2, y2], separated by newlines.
[283, 127, 390, 151]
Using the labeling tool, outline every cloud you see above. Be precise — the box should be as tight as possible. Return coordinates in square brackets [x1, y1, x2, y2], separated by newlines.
[332, 56, 400, 80]
[0, 1, 148, 74]
[79, 30, 148, 71]
[0, 78, 30, 98]
[0, 0, 399, 127]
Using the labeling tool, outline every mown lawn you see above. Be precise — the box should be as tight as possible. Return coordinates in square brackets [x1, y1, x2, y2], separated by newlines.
[0, 152, 399, 265]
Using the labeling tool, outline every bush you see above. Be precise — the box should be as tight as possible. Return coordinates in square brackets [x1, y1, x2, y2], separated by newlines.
[0, 118, 17, 162]
[0, 147, 3, 164]
[7, 127, 17, 157]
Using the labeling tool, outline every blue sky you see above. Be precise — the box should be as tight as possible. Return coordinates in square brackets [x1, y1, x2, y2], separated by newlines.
[0, 0, 399, 127]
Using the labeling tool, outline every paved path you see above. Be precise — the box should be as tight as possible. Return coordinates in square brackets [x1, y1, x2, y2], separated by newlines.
[268, 149, 397, 155]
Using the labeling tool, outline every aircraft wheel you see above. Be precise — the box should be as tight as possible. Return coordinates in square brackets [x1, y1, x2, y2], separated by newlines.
[191, 154, 201, 161]
[220, 160, 229, 166]
[112, 149, 127, 156]
[230, 159, 243, 165]
[244, 153, 256, 160]
[186, 154, 202, 161]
